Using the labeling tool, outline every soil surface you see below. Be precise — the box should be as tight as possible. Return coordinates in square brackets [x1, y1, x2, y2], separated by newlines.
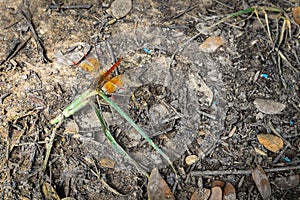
[0, 0, 299, 199]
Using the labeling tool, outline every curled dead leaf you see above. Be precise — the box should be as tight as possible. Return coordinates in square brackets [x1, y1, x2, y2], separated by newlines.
[257, 133, 284, 153]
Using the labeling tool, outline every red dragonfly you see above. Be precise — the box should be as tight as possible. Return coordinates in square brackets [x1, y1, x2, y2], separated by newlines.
[50, 55, 125, 125]
[79, 56, 124, 93]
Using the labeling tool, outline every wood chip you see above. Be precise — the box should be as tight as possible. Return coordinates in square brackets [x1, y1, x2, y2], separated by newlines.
[252, 166, 271, 200]
[257, 133, 284, 153]
[254, 99, 286, 114]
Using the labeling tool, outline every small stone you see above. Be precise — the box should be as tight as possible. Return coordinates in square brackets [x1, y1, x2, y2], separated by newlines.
[111, 0, 132, 19]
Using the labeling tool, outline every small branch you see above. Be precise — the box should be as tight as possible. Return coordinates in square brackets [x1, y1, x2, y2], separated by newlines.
[0, 36, 31, 66]
[48, 4, 92, 10]
[191, 165, 300, 176]
[21, 8, 49, 63]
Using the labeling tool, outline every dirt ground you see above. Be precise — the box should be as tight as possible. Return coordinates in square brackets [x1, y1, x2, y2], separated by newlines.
[0, 0, 299, 199]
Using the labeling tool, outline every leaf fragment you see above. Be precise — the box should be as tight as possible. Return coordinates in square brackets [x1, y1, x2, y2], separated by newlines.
[254, 99, 286, 114]
[257, 133, 284, 153]
[148, 168, 175, 200]
[199, 36, 223, 53]
[252, 166, 271, 200]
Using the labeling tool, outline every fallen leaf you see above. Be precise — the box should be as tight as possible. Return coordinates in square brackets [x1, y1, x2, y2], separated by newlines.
[292, 6, 300, 25]
[252, 166, 271, 200]
[209, 186, 222, 200]
[99, 158, 116, 169]
[257, 133, 284, 153]
[190, 188, 211, 200]
[185, 155, 199, 165]
[254, 99, 286, 114]
[111, 0, 132, 19]
[211, 180, 225, 188]
[148, 168, 175, 200]
[223, 182, 236, 200]
[274, 175, 300, 190]
[199, 36, 223, 53]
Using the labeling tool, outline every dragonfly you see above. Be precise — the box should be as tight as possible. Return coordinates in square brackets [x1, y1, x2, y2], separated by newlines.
[49, 53, 176, 177]
[50, 56, 124, 125]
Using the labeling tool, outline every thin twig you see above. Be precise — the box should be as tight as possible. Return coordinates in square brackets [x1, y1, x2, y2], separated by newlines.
[191, 165, 300, 176]
[21, 8, 49, 63]
[48, 4, 92, 10]
[0, 36, 31, 66]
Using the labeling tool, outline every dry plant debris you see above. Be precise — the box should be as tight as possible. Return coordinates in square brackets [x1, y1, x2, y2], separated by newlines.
[147, 168, 175, 200]
[257, 133, 284, 153]
[252, 166, 271, 200]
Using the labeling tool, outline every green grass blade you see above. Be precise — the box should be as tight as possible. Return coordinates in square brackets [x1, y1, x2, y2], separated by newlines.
[90, 102, 149, 177]
[50, 89, 97, 124]
[98, 91, 177, 175]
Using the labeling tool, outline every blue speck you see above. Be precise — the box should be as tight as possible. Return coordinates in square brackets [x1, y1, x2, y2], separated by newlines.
[143, 48, 152, 54]
[282, 156, 291, 162]
[290, 121, 294, 125]
[261, 73, 268, 79]
[212, 101, 217, 105]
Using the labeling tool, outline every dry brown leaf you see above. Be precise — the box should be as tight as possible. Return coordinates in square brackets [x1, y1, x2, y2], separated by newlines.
[199, 36, 223, 53]
[99, 158, 116, 169]
[252, 166, 271, 200]
[257, 133, 284, 153]
[274, 175, 300, 190]
[223, 182, 236, 200]
[254, 99, 286, 114]
[148, 168, 175, 200]
[292, 6, 300, 25]
[190, 188, 211, 200]
[211, 180, 225, 188]
[209, 186, 222, 200]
